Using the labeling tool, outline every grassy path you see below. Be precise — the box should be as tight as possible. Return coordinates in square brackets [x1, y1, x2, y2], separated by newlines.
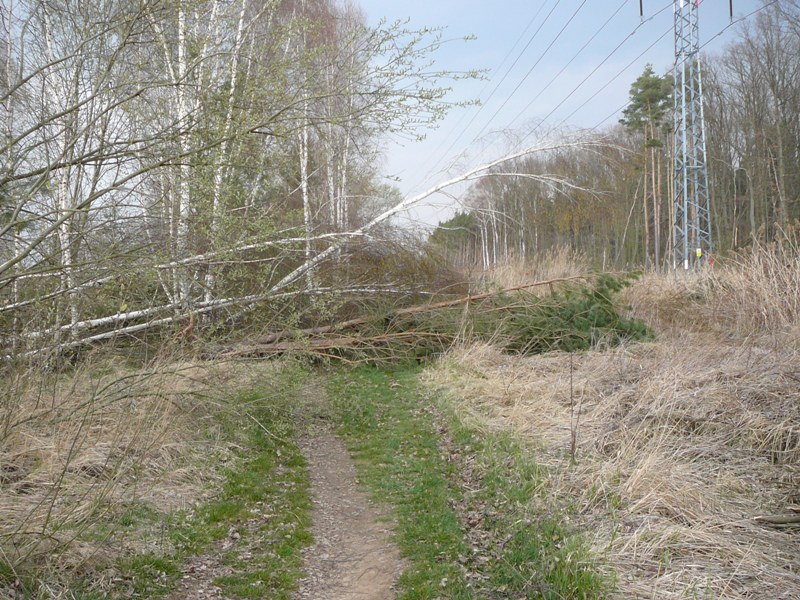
[327, 365, 609, 599]
[74, 361, 607, 599]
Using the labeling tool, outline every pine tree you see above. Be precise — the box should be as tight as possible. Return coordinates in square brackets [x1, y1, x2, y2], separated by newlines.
[620, 65, 672, 268]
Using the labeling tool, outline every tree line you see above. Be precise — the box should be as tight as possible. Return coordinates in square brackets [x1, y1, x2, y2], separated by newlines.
[432, 1, 800, 270]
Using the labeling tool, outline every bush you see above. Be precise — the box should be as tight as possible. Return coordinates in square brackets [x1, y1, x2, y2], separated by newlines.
[372, 273, 652, 361]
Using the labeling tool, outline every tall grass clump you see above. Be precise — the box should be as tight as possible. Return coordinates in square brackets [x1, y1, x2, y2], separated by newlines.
[627, 226, 800, 340]
[709, 227, 800, 337]
[483, 246, 591, 291]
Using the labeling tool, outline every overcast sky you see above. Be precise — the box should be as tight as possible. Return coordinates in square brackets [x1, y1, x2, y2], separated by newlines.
[354, 0, 765, 228]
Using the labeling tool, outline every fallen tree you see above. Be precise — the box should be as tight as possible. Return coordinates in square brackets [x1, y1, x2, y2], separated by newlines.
[3, 135, 610, 358]
[209, 273, 649, 361]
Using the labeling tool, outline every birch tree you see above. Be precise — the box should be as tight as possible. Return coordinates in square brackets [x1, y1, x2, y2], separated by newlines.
[0, 0, 480, 357]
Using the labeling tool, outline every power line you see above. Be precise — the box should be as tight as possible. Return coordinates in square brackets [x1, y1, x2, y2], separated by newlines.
[506, 0, 628, 129]
[512, 1, 673, 150]
[413, 0, 566, 190]
[406, 1, 553, 192]
[395, 0, 779, 229]
[411, 1, 668, 196]
[395, 1, 673, 226]
[556, 26, 672, 130]
[468, 0, 588, 146]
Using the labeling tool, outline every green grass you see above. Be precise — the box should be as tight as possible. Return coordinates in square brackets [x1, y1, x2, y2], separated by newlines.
[452, 430, 608, 599]
[329, 365, 473, 598]
[102, 366, 313, 599]
[118, 554, 181, 597]
[328, 365, 610, 599]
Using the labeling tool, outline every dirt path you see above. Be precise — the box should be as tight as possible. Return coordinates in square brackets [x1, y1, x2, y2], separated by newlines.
[295, 425, 404, 599]
[168, 380, 404, 600]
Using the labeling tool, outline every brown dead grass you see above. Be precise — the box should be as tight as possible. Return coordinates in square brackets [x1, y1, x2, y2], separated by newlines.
[483, 246, 591, 291]
[0, 353, 276, 587]
[627, 227, 800, 343]
[423, 240, 800, 599]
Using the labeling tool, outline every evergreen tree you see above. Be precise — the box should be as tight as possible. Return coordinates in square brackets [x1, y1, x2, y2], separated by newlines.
[620, 64, 672, 269]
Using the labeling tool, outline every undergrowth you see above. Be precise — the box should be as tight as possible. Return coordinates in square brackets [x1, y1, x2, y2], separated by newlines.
[27, 363, 314, 600]
[328, 366, 609, 599]
[362, 273, 651, 362]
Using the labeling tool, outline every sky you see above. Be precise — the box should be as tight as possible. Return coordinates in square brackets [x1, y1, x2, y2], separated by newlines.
[354, 0, 765, 229]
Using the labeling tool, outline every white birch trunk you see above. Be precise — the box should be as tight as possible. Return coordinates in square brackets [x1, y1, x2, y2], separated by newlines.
[175, 2, 192, 307]
[4, 1, 18, 349]
[300, 103, 314, 288]
[43, 5, 81, 341]
[204, 0, 248, 305]
[339, 128, 350, 229]
[325, 122, 337, 228]
[490, 209, 499, 266]
[271, 138, 598, 295]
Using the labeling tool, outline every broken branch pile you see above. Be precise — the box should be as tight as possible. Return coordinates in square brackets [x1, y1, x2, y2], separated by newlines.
[213, 273, 650, 361]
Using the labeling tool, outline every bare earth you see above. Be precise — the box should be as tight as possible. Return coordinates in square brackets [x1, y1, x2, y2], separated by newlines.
[167, 381, 404, 600]
[295, 426, 404, 600]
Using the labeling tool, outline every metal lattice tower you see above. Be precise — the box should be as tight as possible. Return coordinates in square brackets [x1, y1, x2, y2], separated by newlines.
[672, 0, 712, 270]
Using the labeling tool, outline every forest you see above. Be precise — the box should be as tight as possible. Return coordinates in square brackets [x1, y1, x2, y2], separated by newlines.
[432, 2, 800, 270]
[0, 0, 477, 357]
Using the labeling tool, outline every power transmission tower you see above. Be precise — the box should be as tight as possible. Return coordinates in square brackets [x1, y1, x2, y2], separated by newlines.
[671, 0, 712, 270]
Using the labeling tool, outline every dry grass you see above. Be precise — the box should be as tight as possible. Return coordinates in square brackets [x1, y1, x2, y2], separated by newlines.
[483, 246, 591, 291]
[627, 226, 800, 342]
[0, 352, 276, 591]
[423, 240, 800, 599]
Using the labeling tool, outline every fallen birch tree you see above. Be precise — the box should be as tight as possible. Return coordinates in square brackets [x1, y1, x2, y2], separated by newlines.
[268, 136, 607, 295]
[208, 272, 648, 361]
[2, 135, 608, 357]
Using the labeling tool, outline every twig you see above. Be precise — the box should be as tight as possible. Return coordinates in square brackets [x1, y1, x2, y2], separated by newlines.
[754, 514, 800, 526]
[569, 353, 585, 465]
[248, 413, 289, 445]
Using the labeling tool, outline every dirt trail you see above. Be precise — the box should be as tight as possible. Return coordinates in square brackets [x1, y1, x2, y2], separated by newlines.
[168, 380, 404, 600]
[295, 425, 404, 599]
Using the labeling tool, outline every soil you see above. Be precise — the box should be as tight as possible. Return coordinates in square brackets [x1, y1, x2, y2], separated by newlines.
[295, 426, 404, 599]
[168, 384, 404, 600]
[168, 554, 233, 599]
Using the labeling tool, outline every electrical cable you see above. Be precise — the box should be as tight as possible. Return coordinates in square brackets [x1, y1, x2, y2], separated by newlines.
[410, 1, 550, 175]
[506, 0, 628, 129]
[510, 1, 673, 150]
[393, 0, 669, 226]
[396, 0, 777, 229]
[466, 0, 588, 146]
[404, 0, 564, 195]
[553, 26, 672, 131]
